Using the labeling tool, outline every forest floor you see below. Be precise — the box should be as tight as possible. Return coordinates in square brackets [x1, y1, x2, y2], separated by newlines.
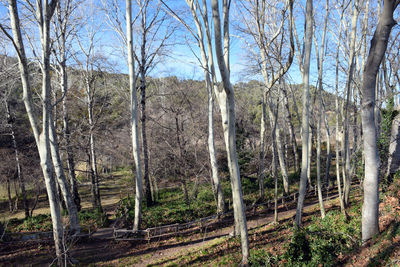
[1, 172, 400, 266]
[0, 188, 336, 266]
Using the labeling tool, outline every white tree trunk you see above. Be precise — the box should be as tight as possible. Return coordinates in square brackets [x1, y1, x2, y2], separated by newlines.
[126, 0, 143, 232]
[7, 0, 64, 263]
[295, 0, 313, 227]
[86, 78, 101, 211]
[49, 119, 80, 233]
[258, 96, 267, 199]
[334, 2, 346, 214]
[211, 0, 249, 263]
[343, 0, 360, 208]
[314, 0, 329, 218]
[186, 0, 226, 214]
[267, 99, 290, 195]
[361, 0, 398, 242]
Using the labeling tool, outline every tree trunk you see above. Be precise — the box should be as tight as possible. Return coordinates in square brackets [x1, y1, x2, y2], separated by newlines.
[60, 50, 81, 212]
[322, 98, 332, 191]
[314, 0, 328, 217]
[307, 128, 313, 188]
[211, 0, 249, 263]
[7, 176, 12, 212]
[259, 97, 267, 199]
[276, 118, 290, 195]
[361, 0, 398, 242]
[186, 0, 226, 214]
[140, 74, 153, 207]
[127, 0, 143, 232]
[317, 84, 326, 218]
[267, 98, 289, 195]
[387, 111, 400, 179]
[269, 97, 280, 223]
[282, 85, 298, 172]
[6, 101, 29, 218]
[87, 83, 101, 211]
[343, 0, 360, 208]
[334, 2, 346, 214]
[49, 115, 80, 233]
[7, 1, 64, 263]
[207, 78, 225, 214]
[295, 0, 313, 227]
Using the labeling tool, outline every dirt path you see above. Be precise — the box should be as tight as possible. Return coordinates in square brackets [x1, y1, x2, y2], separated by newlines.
[0, 189, 344, 266]
[105, 194, 338, 266]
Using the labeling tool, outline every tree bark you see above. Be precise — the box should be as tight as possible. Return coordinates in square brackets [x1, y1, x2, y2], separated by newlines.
[57, 17, 81, 211]
[86, 77, 102, 211]
[361, 0, 398, 242]
[343, 0, 360, 208]
[127, 0, 144, 232]
[49, 115, 80, 233]
[6, 101, 29, 218]
[314, 0, 329, 218]
[282, 84, 298, 172]
[211, 0, 249, 264]
[185, 0, 226, 215]
[140, 66, 153, 207]
[295, 0, 313, 227]
[334, 1, 346, 214]
[6, 0, 64, 263]
[259, 96, 266, 199]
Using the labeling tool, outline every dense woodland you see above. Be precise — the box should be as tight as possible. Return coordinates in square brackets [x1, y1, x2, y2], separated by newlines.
[1, 0, 400, 266]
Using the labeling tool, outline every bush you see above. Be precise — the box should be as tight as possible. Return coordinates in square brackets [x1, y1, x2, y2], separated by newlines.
[116, 193, 217, 229]
[283, 228, 311, 264]
[79, 209, 109, 229]
[16, 214, 52, 232]
[283, 211, 360, 266]
[249, 249, 279, 267]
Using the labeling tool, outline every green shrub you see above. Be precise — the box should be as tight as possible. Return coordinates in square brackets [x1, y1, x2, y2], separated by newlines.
[197, 188, 215, 202]
[283, 228, 311, 264]
[283, 211, 360, 266]
[16, 214, 52, 232]
[79, 209, 109, 228]
[116, 193, 216, 229]
[249, 249, 279, 266]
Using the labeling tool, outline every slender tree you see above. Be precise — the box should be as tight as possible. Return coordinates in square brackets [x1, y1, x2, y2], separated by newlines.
[185, 0, 226, 215]
[313, 0, 329, 218]
[211, 0, 250, 263]
[126, 0, 144, 232]
[295, 0, 313, 226]
[1, 0, 65, 263]
[52, 0, 81, 211]
[361, 0, 399, 242]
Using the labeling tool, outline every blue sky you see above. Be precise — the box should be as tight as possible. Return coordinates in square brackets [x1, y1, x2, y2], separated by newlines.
[0, 0, 394, 100]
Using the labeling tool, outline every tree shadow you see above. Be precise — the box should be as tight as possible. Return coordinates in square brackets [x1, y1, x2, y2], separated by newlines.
[367, 221, 400, 266]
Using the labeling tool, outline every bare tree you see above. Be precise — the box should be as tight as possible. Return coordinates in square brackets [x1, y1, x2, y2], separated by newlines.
[238, 0, 294, 198]
[313, 0, 329, 218]
[135, 0, 173, 206]
[166, 0, 251, 263]
[361, 0, 399, 242]
[52, 0, 82, 212]
[342, 0, 360, 208]
[1, 57, 30, 218]
[73, 2, 106, 211]
[1, 0, 66, 263]
[184, 0, 226, 215]
[211, 0, 250, 263]
[126, 0, 144, 232]
[295, 0, 313, 226]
